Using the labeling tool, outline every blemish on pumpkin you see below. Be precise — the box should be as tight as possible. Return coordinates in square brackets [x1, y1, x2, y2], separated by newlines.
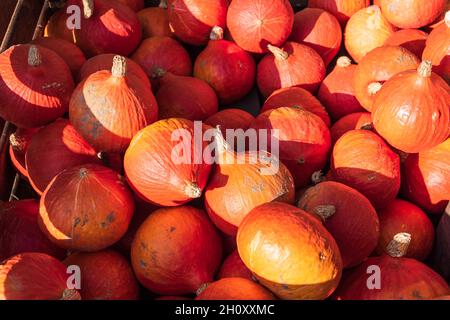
[150, 251, 158, 266]
[169, 226, 176, 233]
[297, 158, 305, 164]
[73, 217, 81, 228]
[139, 260, 148, 269]
[100, 212, 116, 228]
[412, 290, 423, 299]
[319, 252, 326, 261]
[140, 241, 148, 250]
[367, 173, 377, 181]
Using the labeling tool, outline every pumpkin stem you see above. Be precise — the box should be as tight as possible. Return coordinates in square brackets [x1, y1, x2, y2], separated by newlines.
[386, 232, 411, 258]
[360, 123, 374, 131]
[210, 26, 224, 41]
[445, 11, 450, 28]
[82, 0, 94, 19]
[28, 45, 42, 67]
[267, 44, 289, 61]
[159, 0, 168, 9]
[111, 55, 127, 77]
[79, 168, 89, 178]
[314, 205, 336, 221]
[196, 282, 210, 296]
[336, 56, 352, 68]
[311, 170, 325, 185]
[367, 5, 381, 15]
[9, 132, 26, 152]
[418, 60, 432, 78]
[60, 288, 81, 300]
[152, 67, 166, 79]
[367, 82, 382, 96]
[184, 182, 202, 199]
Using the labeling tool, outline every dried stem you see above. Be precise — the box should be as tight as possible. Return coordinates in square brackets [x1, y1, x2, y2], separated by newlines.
[28, 45, 41, 67]
[386, 232, 411, 258]
[336, 56, 352, 68]
[417, 60, 432, 78]
[111, 55, 127, 77]
[267, 44, 289, 61]
[184, 182, 202, 199]
[368, 82, 382, 96]
[210, 26, 224, 40]
[159, 0, 168, 9]
[314, 205, 336, 221]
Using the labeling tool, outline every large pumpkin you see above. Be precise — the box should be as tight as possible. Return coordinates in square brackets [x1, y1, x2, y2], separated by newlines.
[308, 0, 370, 26]
[384, 29, 429, 58]
[196, 278, 274, 300]
[330, 112, 373, 144]
[217, 250, 253, 280]
[137, 1, 172, 39]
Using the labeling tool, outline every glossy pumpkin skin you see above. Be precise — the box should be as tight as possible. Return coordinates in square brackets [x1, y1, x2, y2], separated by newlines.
[261, 87, 330, 127]
[0, 45, 74, 128]
[44, 9, 76, 43]
[345, 5, 397, 62]
[328, 130, 401, 210]
[117, 0, 145, 11]
[384, 29, 428, 58]
[25, 119, 101, 195]
[330, 112, 372, 144]
[9, 127, 40, 177]
[64, 250, 140, 300]
[138, 5, 172, 39]
[372, 63, 450, 153]
[237, 202, 343, 300]
[308, 0, 370, 26]
[217, 250, 253, 280]
[227, 0, 294, 54]
[131, 206, 222, 295]
[0, 253, 81, 300]
[124, 118, 213, 206]
[376, 199, 434, 261]
[251, 107, 331, 188]
[257, 42, 326, 97]
[298, 181, 379, 268]
[354, 46, 420, 112]
[401, 139, 450, 214]
[196, 278, 274, 300]
[39, 164, 135, 251]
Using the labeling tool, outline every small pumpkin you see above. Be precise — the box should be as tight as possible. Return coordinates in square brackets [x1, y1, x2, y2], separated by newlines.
[196, 278, 274, 300]
[384, 29, 429, 58]
[116, 0, 144, 11]
[330, 112, 373, 144]
[9, 127, 40, 177]
[217, 250, 253, 280]
[308, 0, 370, 26]
[137, 0, 172, 39]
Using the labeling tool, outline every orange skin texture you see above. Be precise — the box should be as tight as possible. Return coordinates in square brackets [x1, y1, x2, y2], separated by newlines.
[138, 7, 173, 39]
[117, 0, 144, 11]
[261, 87, 330, 127]
[379, 0, 446, 29]
[237, 202, 342, 300]
[298, 181, 379, 268]
[257, 42, 326, 97]
[227, 0, 294, 54]
[372, 67, 450, 153]
[39, 164, 135, 252]
[289, 8, 342, 66]
[384, 29, 429, 59]
[401, 139, 450, 214]
[64, 250, 140, 300]
[344, 5, 397, 62]
[353, 45, 420, 112]
[250, 107, 331, 188]
[330, 112, 372, 145]
[334, 255, 450, 300]
[328, 130, 401, 210]
[131, 206, 222, 295]
[194, 38, 256, 105]
[423, 19, 450, 83]
[25, 119, 101, 195]
[8, 127, 40, 177]
[196, 278, 274, 300]
[124, 118, 213, 207]
[308, 0, 370, 26]
[217, 250, 253, 280]
[376, 199, 434, 261]
[44, 9, 76, 43]
[168, 0, 228, 45]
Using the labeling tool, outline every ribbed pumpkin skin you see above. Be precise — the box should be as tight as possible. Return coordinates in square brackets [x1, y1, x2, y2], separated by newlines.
[167, 0, 228, 45]
[124, 118, 213, 207]
[401, 139, 450, 214]
[384, 29, 428, 58]
[0, 45, 74, 128]
[227, 0, 294, 54]
[289, 8, 342, 66]
[117, 0, 144, 11]
[237, 202, 342, 300]
[64, 250, 140, 300]
[329, 130, 401, 210]
[39, 164, 135, 252]
[261, 87, 330, 127]
[138, 6, 172, 39]
[422, 18, 450, 83]
[9, 127, 40, 177]
[376, 200, 434, 261]
[131, 206, 222, 295]
[353, 46, 420, 112]
[298, 181, 379, 268]
[217, 250, 253, 280]
[308, 0, 370, 26]
[334, 255, 450, 300]
[330, 112, 373, 145]
[196, 278, 274, 300]
[345, 5, 397, 62]
[0, 253, 81, 300]
[250, 107, 331, 188]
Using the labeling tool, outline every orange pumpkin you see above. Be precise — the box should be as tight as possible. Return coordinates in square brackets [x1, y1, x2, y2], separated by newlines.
[196, 278, 274, 300]
[330, 112, 373, 145]
[217, 250, 253, 280]
[137, 1, 172, 39]
[308, 0, 370, 26]
[384, 29, 429, 58]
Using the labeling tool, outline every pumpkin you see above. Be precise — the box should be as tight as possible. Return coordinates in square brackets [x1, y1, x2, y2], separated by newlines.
[9, 127, 39, 177]
[308, 0, 370, 26]
[257, 42, 326, 97]
[131, 206, 222, 295]
[376, 199, 434, 261]
[39, 164, 135, 251]
[116, 0, 144, 11]
[334, 233, 450, 299]
[298, 181, 379, 268]
[227, 0, 294, 54]
[64, 250, 140, 300]
[422, 11, 450, 83]
[433, 208, 450, 282]
[427, 4, 450, 30]
[354, 45, 420, 112]
[156, 296, 191, 300]
[124, 118, 212, 206]
[318, 56, 365, 121]
[217, 250, 253, 280]
[384, 29, 429, 58]
[44, 9, 76, 43]
[344, 5, 397, 62]
[204, 128, 295, 235]
[70, 55, 158, 153]
[222, 234, 237, 257]
[401, 139, 450, 214]
[0, 253, 81, 300]
[69, 0, 142, 57]
[250, 107, 331, 188]
[194, 27, 256, 105]
[167, 0, 228, 45]
[0, 45, 74, 128]
[137, 1, 172, 39]
[330, 112, 373, 144]
[289, 8, 342, 66]
[196, 278, 274, 300]
[328, 130, 401, 210]
[0, 200, 66, 262]
[156, 73, 218, 121]
[372, 61, 450, 153]
[0, 124, 10, 201]
[261, 87, 330, 127]
[379, 0, 447, 29]
[237, 202, 342, 300]
[25, 119, 101, 195]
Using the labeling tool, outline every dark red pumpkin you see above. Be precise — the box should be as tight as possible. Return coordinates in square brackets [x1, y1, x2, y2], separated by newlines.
[433, 208, 450, 282]
[9, 127, 39, 177]
[308, 0, 370, 26]
[196, 278, 274, 300]
[44, 9, 76, 43]
[330, 112, 373, 144]
[116, 0, 145, 11]
[384, 29, 428, 58]
[205, 109, 254, 136]
[137, 1, 172, 39]
[217, 250, 253, 280]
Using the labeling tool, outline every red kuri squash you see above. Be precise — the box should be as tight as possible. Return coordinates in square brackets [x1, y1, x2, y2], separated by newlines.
[196, 278, 274, 300]
[330, 112, 373, 144]
[137, 1, 172, 39]
[116, 0, 144, 11]
[205, 108, 255, 145]
[9, 127, 39, 177]
[308, 0, 370, 26]
[217, 250, 253, 280]
[44, 9, 76, 43]
[384, 29, 428, 58]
